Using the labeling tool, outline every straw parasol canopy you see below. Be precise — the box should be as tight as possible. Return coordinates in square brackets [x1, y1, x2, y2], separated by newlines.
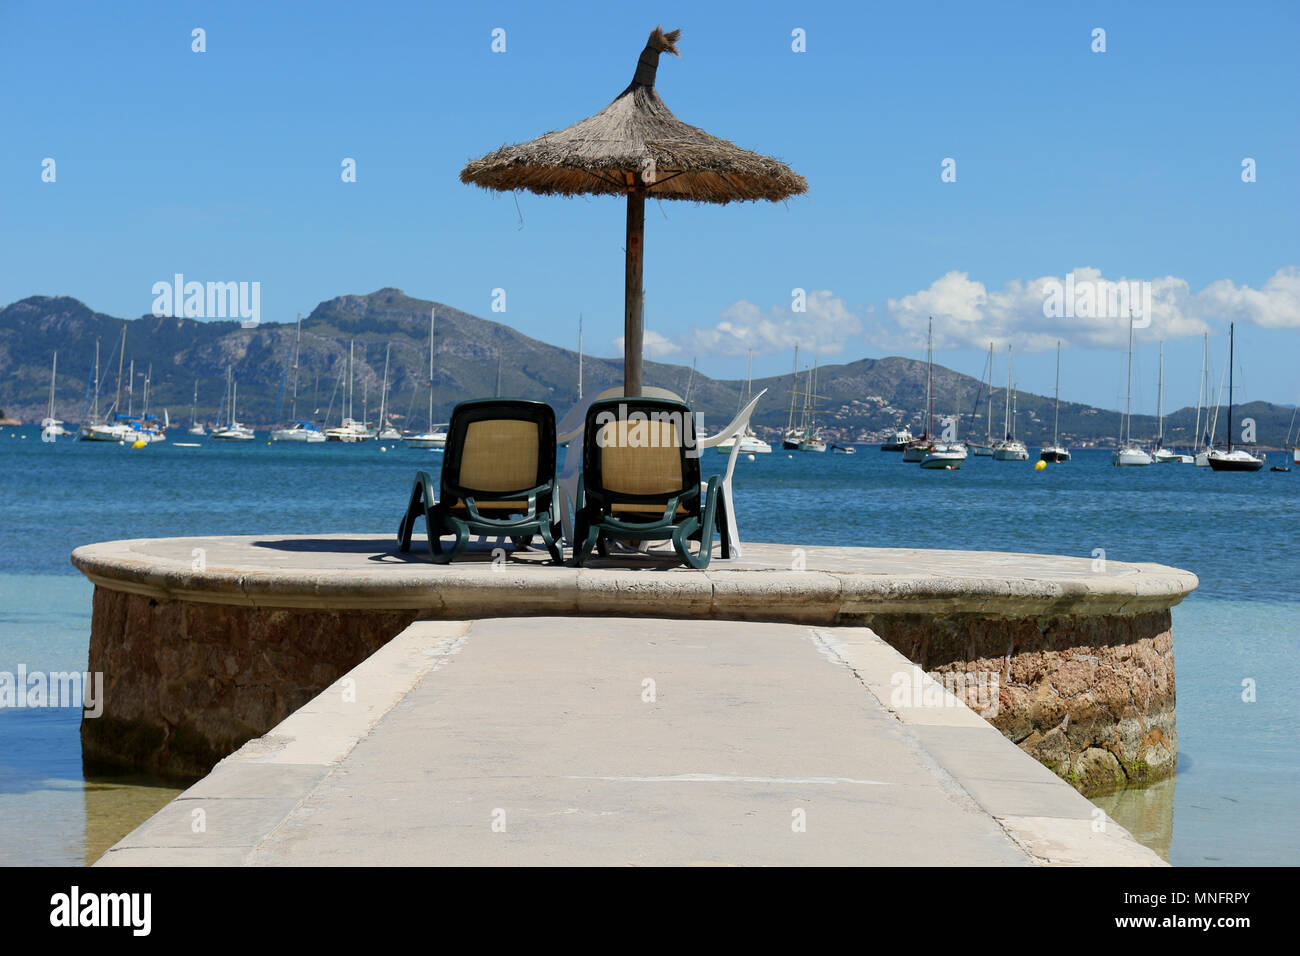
[460, 26, 807, 396]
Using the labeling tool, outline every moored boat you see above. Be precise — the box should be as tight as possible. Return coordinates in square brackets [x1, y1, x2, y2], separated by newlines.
[1039, 342, 1070, 463]
[880, 427, 912, 451]
[1112, 317, 1152, 467]
[1206, 323, 1264, 473]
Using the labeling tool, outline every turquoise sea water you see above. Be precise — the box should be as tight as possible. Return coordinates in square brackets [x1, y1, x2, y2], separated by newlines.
[1, 428, 1297, 865]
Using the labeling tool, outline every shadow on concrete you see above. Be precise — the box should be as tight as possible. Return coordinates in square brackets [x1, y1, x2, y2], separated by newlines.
[249, 537, 552, 565]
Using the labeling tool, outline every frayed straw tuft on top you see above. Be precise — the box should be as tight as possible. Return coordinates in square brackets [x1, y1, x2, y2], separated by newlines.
[459, 27, 806, 204]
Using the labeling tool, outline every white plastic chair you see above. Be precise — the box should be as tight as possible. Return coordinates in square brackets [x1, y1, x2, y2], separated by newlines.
[557, 386, 767, 560]
[696, 388, 767, 559]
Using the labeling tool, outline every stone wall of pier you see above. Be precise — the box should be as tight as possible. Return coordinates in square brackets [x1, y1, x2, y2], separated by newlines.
[862, 610, 1176, 794]
[81, 587, 418, 777]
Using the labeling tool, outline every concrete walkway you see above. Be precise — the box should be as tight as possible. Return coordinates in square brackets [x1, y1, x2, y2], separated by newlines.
[98, 618, 1163, 866]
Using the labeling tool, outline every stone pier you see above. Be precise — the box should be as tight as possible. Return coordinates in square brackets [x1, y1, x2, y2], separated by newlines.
[71, 535, 1196, 794]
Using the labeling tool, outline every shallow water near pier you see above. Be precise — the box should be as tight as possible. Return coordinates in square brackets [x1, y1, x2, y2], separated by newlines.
[1, 429, 1296, 865]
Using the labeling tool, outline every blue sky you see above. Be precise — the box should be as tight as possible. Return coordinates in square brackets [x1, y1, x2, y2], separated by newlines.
[3, 0, 1297, 413]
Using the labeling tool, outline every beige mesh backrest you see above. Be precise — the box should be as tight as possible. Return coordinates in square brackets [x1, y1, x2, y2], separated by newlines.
[459, 419, 539, 491]
[599, 419, 683, 495]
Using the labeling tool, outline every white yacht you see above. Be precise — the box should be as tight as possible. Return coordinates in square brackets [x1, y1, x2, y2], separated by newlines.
[914, 319, 965, 469]
[211, 370, 256, 441]
[921, 442, 967, 469]
[798, 432, 827, 453]
[271, 420, 326, 443]
[325, 418, 370, 442]
[186, 381, 206, 436]
[405, 425, 449, 450]
[717, 431, 772, 455]
[405, 309, 446, 450]
[1150, 342, 1187, 463]
[993, 346, 1029, 460]
[1113, 316, 1153, 466]
[1114, 445, 1154, 467]
[39, 351, 69, 438]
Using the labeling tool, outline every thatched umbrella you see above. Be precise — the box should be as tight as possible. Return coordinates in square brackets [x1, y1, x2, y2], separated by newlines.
[460, 26, 807, 396]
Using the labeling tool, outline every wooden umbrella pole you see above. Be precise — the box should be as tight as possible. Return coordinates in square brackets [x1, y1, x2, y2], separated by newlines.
[624, 185, 646, 396]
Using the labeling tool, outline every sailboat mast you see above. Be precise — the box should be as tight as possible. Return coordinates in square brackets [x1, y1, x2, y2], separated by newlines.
[1052, 341, 1061, 447]
[1004, 346, 1012, 440]
[926, 318, 934, 439]
[192, 380, 198, 426]
[48, 351, 57, 420]
[986, 343, 994, 445]
[1124, 317, 1135, 444]
[93, 339, 100, 420]
[290, 314, 301, 421]
[127, 359, 134, 416]
[434, 310, 444, 429]
[786, 345, 800, 434]
[379, 343, 390, 429]
[114, 323, 126, 416]
[1227, 322, 1235, 452]
[1157, 341, 1165, 446]
[347, 340, 354, 421]
[1193, 333, 1206, 449]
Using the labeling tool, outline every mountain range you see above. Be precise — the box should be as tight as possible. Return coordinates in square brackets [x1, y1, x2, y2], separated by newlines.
[1, 289, 1295, 447]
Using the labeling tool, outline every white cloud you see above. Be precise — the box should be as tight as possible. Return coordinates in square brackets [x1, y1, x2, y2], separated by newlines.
[611, 329, 682, 358]
[676, 290, 864, 358]
[661, 266, 1299, 356]
[1197, 266, 1300, 329]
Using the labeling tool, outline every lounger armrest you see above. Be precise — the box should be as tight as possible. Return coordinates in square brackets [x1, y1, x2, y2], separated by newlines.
[698, 388, 768, 448]
[416, 470, 439, 507]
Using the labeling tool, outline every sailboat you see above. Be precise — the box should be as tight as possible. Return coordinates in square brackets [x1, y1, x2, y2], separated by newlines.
[1039, 342, 1070, 462]
[1284, 402, 1299, 467]
[1150, 342, 1190, 463]
[405, 310, 448, 449]
[211, 368, 256, 441]
[374, 343, 401, 439]
[993, 346, 1029, 460]
[1113, 316, 1153, 466]
[717, 350, 772, 455]
[782, 346, 804, 450]
[797, 360, 827, 452]
[272, 315, 325, 442]
[325, 341, 370, 441]
[187, 380, 206, 436]
[919, 318, 967, 469]
[40, 352, 68, 438]
[80, 324, 144, 442]
[1207, 322, 1264, 472]
[966, 342, 995, 456]
[1193, 333, 1212, 466]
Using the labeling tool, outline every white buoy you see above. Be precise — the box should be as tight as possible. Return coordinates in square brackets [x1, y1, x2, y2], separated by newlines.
[747, 453, 755, 461]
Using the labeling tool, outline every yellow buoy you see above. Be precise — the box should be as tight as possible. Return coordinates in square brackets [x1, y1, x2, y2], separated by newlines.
[131, 439, 147, 449]
[1034, 459, 1046, 471]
